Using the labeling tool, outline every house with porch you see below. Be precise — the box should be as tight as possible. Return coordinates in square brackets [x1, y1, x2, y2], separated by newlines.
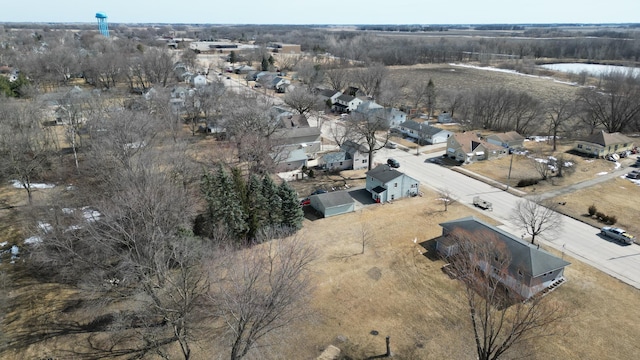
[437, 217, 571, 300]
[365, 164, 420, 203]
[332, 94, 363, 114]
[446, 132, 507, 163]
[574, 130, 635, 157]
[340, 140, 369, 170]
[399, 120, 452, 144]
[486, 131, 525, 150]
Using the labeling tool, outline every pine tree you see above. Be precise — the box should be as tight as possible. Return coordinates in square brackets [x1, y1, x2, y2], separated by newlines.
[246, 174, 268, 239]
[262, 176, 282, 227]
[278, 182, 304, 230]
[216, 166, 248, 239]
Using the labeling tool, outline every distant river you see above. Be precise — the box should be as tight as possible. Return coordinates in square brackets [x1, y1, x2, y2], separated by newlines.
[539, 63, 640, 76]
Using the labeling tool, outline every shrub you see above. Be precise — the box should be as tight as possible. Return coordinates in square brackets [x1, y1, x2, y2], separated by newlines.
[607, 215, 617, 225]
[308, 169, 314, 178]
[516, 178, 539, 187]
[595, 211, 605, 221]
[588, 204, 597, 216]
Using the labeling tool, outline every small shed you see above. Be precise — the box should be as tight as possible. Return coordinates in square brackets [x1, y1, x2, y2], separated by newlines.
[309, 191, 355, 218]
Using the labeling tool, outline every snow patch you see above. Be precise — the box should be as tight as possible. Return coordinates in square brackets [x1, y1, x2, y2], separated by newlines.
[597, 172, 608, 176]
[0, 241, 7, 248]
[24, 236, 42, 245]
[10, 180, 55, 189]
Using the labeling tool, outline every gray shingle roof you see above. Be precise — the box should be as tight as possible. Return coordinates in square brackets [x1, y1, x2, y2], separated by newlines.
[310, 191, 354, 208]
[366, 164, 403, 183]
[440, 217, 570, 277]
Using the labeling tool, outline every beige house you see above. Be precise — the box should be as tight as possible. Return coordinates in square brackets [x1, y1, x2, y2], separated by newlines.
[574, 130, 635, 157]
[486, 131, 525, 150]
[446, 132, 507, 163]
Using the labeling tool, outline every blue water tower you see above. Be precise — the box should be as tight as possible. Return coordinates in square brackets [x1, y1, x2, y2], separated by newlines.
[95, 12, 109, 37]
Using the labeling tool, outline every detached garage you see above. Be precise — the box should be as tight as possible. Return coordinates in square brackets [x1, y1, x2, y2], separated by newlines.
[309, 191, 355, 218]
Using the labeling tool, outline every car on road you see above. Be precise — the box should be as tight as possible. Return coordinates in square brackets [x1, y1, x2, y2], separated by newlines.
[387, 158, 400, 168]
[601, 226, 635, 245]
[386, 142, 397, 149]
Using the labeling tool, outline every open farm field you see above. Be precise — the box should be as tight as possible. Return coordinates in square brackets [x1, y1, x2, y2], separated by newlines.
[387, 63, 581, 104]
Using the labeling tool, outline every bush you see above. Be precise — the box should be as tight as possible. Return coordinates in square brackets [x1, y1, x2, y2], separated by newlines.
[607, 215, 617, 225]
[308, 169, 314, 178]
[588, 204, 597, 216]
[595, 211, 606, 221]
[516, 178, 539, 187]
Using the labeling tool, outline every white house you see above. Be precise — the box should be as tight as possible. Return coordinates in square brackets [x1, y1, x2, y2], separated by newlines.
[333, 94, 363, 113]
[365, 164, 420, 203]
[400, 120, 452, 144]
[191, 74, 207, 87]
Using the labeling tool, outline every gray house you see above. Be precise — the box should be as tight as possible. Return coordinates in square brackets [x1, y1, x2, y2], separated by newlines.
[365, 164, 420, 203]
[437, 217, 570, 300]
[272, 146, 308, 172]
[273, 127, 322, 158]
[309, 191, 355, 218]
[486, 131, 525, 150]
[319, 151, 352, 171]
[354, 101, 407, 129]
[318, 89, 342, 106]
[400, 120, 452, 144]
[340, 140, 369, 170]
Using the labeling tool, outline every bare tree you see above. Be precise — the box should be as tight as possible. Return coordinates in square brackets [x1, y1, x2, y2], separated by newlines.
[327, 121, 352, 148]
[352, 63, 388, 99]
[578, 70, 640, 133]
[437, 188, 455, 211]
[0, 99, 53, 205]
[512, 197, 563, 245]
[547, 98, 578, 151]
[211, 233, 316, 360]
[283, 86, 321, 117]
[295, 59, 324, 90]
[443, 228, 566, 360]
[324, 64, 351, 92]
[344, 111, 390, 170]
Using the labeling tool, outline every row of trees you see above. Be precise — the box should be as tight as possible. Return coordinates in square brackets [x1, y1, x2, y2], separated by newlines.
[197, 165, 304, 241]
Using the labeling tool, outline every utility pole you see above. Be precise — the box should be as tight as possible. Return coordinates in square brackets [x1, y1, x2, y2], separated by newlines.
[416, 123, 422, 156]
[506, 152, 514, 190]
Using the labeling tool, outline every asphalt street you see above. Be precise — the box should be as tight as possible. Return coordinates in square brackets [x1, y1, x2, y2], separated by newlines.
[376, 146, 640, 290]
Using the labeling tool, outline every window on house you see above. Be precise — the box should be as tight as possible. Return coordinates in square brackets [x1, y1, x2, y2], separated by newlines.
[339, 161, 343, 166]
[394, 183, 398, 188]
[391, 194, 395, 200]
[577, 144, 583, 149]
[363, 159, 367, 163]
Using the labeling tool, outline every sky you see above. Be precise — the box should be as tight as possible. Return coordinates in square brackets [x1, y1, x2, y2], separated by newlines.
[2, 0, 639, 25]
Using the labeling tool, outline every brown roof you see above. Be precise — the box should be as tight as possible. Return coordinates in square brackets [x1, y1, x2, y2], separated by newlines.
[453, 132, 502, 153]
[488, 131, 524, 143]
[583, 130, 634, 147]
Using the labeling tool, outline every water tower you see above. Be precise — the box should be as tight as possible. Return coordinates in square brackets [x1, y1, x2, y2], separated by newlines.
[95, 12, 109, 37]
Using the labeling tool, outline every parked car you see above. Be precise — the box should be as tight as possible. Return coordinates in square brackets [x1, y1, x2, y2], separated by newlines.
[601, 227, 635, 245]
[310, 189, 327, 196]
[627, 170, 640, 179]
[386, 141, 397, 149]
[299, 198, 311, 206]
[387, 158, 400, 168]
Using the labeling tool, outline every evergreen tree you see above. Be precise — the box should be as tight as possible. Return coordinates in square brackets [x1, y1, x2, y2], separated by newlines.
[262, 176, 282, 227]
[246, 174, 268, 239]
[216, 166, 248, 239]
[278, 182, 304, 230]
[261, 57, 270, 71]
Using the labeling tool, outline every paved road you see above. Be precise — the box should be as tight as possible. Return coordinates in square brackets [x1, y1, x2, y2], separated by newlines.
[219, 74, 640, 290]
[374, 147, 640, 290]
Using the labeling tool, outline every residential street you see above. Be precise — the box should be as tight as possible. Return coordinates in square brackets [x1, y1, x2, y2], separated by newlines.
[374, 147, 640, 290]
[220, 75, 640, 290]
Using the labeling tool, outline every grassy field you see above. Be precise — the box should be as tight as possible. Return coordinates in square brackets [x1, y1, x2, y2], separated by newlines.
[244, 191, 640, 360]
[462, 139, 640, 236]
